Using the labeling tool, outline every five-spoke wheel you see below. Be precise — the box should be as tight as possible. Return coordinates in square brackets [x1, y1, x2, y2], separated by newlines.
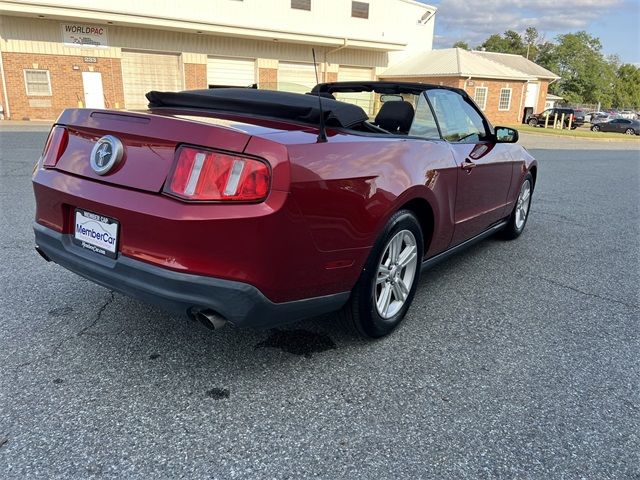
[374, 229, 418, 319]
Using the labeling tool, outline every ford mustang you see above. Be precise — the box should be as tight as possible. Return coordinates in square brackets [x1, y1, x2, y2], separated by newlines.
[32, 81, 536, 338]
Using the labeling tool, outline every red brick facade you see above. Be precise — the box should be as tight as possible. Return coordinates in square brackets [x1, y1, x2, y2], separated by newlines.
[2, 52, 124, 120]
[382, 75, 531, 125]
[184, 63, 207, 90]
[258, 68, 277, 86]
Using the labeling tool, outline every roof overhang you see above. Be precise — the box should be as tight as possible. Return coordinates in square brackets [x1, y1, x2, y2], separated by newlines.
[379, 73, 534, 81]
[0, 1, 408, 51]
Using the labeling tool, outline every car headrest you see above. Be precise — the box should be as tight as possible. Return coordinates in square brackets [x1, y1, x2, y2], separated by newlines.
[374, 101, 415, 134]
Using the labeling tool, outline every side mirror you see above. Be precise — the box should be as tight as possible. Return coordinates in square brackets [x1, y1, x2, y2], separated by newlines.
[495, 126, 519, 143]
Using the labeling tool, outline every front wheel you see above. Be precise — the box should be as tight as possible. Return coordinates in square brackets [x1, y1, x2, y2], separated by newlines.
[500, 174, 533, 240]
[625, 128, 635, 135]
[591, 125, 600, 132]
[528, 118, 538, 127]
[340, 210, 423, 338]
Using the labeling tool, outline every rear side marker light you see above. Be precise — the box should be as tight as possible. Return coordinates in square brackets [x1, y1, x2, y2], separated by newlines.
[165, 146, 270, 202]
[42, 126, 69, 168]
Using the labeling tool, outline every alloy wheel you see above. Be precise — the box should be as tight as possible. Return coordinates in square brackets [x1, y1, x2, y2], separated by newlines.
[515, 179, 531, 230]
[374, 229, 418, 319]
[625, 128, 634, 135]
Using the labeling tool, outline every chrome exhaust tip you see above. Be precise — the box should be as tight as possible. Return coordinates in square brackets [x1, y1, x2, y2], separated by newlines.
[189, 308, 227, 330]
[35, 245, 50, 262]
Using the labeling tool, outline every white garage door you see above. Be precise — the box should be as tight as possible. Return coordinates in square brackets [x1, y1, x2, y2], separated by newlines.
[121, 50, 182, 110]
[277, 62, 318, 94]
[337, 66, 374, 115]
[525, 82, 540, 108]
[207, 57, 256, 87]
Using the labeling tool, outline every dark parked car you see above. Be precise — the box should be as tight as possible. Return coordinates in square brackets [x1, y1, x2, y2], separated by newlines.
[591, 118, 640, 135]
[33, 81, 536, 338]
[527, 107, 584, 128]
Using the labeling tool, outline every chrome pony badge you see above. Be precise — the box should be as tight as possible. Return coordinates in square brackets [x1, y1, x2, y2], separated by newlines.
[90, 135, 123, 175]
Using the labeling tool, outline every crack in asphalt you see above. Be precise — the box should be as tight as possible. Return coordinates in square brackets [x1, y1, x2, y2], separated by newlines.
[13, 291, 115, 370]
[537, 276, 639, 310]
[534, 210, 589, 227]
[489, 257, 638, 310]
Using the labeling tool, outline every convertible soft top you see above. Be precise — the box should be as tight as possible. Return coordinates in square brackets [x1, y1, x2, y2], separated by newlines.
[146, 88, 368, 128]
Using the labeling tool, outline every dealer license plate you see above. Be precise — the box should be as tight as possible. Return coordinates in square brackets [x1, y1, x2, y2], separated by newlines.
[73, 209, 119, 258]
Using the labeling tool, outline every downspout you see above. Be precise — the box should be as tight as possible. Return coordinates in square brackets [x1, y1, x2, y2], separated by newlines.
[323, 38, 348, 82]
[0, 36, 10, 119]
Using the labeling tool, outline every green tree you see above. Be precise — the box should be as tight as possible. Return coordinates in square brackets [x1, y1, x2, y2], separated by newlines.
[523, 27, 539, 60]
[538, 31, 615, 106]
[478, 30, 525, 55]
[613, 64, 640, 108]
[452, 41, 469, 50]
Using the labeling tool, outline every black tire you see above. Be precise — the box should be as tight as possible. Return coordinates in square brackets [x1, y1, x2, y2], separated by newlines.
[625, 128, 635, 135]
[500, 173, 533, 240]
[591, 125, 600, 132]
[340, 210, 424, 338]
[528, 118, 538, 127]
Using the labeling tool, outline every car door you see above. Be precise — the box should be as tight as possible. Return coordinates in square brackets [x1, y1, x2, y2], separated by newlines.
[426, 89, 513, 247]
[605, 119, 621, 132]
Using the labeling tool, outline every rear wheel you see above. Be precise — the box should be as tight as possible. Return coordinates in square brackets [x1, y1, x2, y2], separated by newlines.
[500, 173, 533, 240]
[625, 128, 635, 135]
[340, 210, 423, 338]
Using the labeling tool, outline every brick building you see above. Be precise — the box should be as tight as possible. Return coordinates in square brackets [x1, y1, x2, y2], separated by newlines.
[380, 48, 559, 125]
[0, 0, 437, 120]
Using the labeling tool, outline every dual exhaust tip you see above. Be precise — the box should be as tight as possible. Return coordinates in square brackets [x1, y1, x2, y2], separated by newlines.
[189, 307, 227, 330]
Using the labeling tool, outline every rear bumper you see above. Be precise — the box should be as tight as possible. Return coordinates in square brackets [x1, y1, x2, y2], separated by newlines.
[34, 223, 349, 329]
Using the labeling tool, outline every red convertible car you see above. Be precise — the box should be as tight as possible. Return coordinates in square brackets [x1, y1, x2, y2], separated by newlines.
[33, 81, 536, 338]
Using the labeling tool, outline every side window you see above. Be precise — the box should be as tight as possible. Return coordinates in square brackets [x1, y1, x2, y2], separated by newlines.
[408, 93, 439, 138]
[426, 89, 487, 143]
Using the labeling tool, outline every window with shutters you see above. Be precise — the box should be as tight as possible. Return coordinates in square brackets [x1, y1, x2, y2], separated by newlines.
[24, 69, 52, 96]
[352, 1, 369, 18]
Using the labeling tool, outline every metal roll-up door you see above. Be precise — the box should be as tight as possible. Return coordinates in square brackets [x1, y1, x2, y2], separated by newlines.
[207, 57, 256, 88]
[277, 62, 318, 94]
[337, 66, 374, 115]
[121, 51, 182, 110]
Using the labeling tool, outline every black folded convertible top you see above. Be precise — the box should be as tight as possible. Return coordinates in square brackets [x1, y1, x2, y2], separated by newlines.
[146, 88, 368, 128]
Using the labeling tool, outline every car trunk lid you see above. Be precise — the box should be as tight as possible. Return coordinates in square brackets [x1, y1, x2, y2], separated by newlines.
[53, 109, 253, 193]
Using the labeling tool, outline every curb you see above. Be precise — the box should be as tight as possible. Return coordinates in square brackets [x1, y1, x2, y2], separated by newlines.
[516, 129, 640, 143]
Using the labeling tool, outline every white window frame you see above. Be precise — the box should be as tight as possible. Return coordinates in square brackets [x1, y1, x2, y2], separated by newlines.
[498, 88, 512, 111]
[474, 86, 488, 110]
[24, 69, 52, 96]
[22, 68, 51, 97]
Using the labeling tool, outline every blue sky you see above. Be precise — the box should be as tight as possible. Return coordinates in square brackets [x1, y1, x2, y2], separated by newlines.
[420, 0, 640, 64]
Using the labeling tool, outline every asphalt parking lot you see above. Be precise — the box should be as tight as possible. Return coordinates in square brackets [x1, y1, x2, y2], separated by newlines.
[1, 126, 638, 479]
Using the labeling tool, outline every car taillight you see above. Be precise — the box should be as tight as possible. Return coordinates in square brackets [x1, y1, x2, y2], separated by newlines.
[42, 126, 68, 168]
[165, 146, 270, 202]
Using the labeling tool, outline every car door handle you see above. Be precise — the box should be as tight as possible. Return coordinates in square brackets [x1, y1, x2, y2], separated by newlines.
[461, 159, 476, 170]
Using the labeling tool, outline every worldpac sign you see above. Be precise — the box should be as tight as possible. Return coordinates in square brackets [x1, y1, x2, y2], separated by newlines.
[61, 23, 109, 48]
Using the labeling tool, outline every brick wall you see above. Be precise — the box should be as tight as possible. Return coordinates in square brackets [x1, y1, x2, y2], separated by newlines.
[460, 78, 527, 125]
[2, 52, 124, 120]
[258, 67, 277, 87]
[380, 75, 527, 125]
[184, 63, 206, 89]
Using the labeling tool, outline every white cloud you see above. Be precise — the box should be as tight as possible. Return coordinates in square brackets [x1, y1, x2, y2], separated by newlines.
[431, 0, 625, 47]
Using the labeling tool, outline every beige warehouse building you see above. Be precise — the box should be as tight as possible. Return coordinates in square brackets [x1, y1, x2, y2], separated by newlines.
[0, 0, 436, 120]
